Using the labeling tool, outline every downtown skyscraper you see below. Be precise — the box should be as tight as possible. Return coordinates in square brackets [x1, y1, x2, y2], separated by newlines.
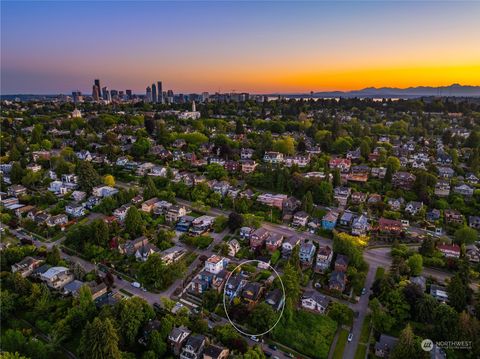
[157, 81, 163, 104]
[152, 83, 157, 103]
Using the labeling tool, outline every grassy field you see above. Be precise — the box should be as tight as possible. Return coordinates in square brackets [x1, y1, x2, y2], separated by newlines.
[374, 267, 385, 280]
[354, 344, 368, 359]
[332, 329, 349, 359]
[359, 314, 372, 343]
[272, 310, 337, 359]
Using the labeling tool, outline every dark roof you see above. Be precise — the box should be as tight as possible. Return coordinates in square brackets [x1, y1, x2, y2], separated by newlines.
[265, 288, 284, 306]
[203, 345, 227, 358]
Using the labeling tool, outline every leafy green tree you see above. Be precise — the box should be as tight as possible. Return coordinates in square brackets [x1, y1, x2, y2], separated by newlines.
[407, 254, 423, 276]
[415, 294, 437, 323]
[390, 324, 427, 359]
[148, 330, 167, 357]
[228, 212, 244, 230]
[328, 302, 353, 325]
[454, 227, 478, 245]
[125, 206, 144, 237]
[447, 274, 468, 312]
[302, 191, 314, 214]
[386, 156, 401, 171]
[433, 304, 458, 340]
[76, 161, 100, 194]
[10, 162, 24, 184]
[273, 136, 295, 155]
[249, 303, 277, 333]
[46, 246, 61, 266]
[143, 177, 158, 200]
[103, 174, 115, 186]
[78, 317, 121, 359]
[116, 297, 154, 347]
[206, 163, 227, 180]
[202, 289, 220, 312]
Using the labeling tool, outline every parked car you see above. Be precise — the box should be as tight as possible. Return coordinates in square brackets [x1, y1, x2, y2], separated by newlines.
[250, 336, 260, 342]
[131, 281, 141, 288]
[348, 333, 353, 342]
[268, 344, 277, 351]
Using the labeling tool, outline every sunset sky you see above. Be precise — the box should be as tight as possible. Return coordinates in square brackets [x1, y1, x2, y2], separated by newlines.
[1, 1, 480, 94]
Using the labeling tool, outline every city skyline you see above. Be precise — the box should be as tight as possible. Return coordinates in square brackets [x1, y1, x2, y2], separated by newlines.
[2, 1, 480, 94]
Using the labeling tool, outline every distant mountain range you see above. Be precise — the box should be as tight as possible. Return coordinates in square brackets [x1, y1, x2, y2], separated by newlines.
[276, 84, 480, 98]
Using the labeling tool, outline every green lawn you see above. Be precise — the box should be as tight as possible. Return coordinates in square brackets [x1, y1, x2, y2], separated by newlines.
[374, 267, 385, 280]
[332, 329, 349, 359]
[272, 310, 337, 359]
[354, 344, 368, 359]
[359, 314, 372, 344]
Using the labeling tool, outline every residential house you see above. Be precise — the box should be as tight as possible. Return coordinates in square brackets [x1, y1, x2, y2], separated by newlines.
[426, 209, 441, 222]
[437, 166, 455, 179]
[465, 173, 479, 184]
[409, 276, 427, 292]
[11, 257, 44, 277]
[322, 210, 339, 231]
[266, 233, 283, 252]
[166, 205, 187, 223]
[405, 201, 423, 216]
[453, 184, 474, 197]
[257, 193, 287, 210]
[227, 239, 241, 257]
[430, 284, 449, 303]
[40, 266, 74, 289]
[168, 327, 191, 356]
[46, 214, 68, 227]
[301, 290, 330, 314]
[203, 345, 229, 359]
[224, 273, 247, 300]
[328, 271, 346, 292]
[375, 334, 398, 358]
[315, 245, 333, 273]
[392, 172, 416, 190]
[205, 255, 229, 274]
[62, 280, 85, 296]
[387, 197, 404, 211]
[351, 215, 369, 236]
[239, 226, 254, 240]
[437, 244, 461, 259]
[240, 159, 257, 174]
[265, 288, 285, 311]
[444, 209, 464, 225]
[377, 218, 404, 241]
[224, 160, 241, 173]
[282, 235, 300, 258]
[113, 204, 132, 221]
[435, 180, 451, 197]
[334, 187, 352, 206]
[180, 335, 206, 359]
[250, 227, 270, 251]
[72, 190, 86, 202]
[469, 216, 480, 230]
[135, 243, 160, 262]
[339, 210, 356, 229]
[284, 154, 310, 167]
[240, 148, 254, 159]
[334, 254, 349, 272]
[329, 158, 351, 172]
[119, 236, 149, 256]
[8, 184, 27, 197]
[92, 185, 118, 198]
[351, 192, 367, 204]
[141, 197, 160, 212]
[65, 202, 85, 218]
[189, 216, 215, 236]
[242, 282, 264, 306]
[263, 151, 284, 164]
[292, 211, 309, 227]
[159, 246, 187, 265]
[299, 241, 316, 265]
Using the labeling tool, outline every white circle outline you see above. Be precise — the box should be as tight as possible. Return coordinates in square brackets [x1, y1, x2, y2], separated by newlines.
[222, 259, 286, 337]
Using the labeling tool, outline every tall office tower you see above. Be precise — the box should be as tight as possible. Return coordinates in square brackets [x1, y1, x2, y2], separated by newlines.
[101, 86, 109, 100]
[145, 86, 152, 102]
[92, 85, 100, 101]
[167, 90, 174, 104]
[157, 81, 163, 103]
[152, 83, 157, 103]
[126, 89, 132, 99]
[192, 100, 196, 112]
[94, 79, 101, 92]
[201, 92, 209, 102]
[72, 91, 84, 103]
